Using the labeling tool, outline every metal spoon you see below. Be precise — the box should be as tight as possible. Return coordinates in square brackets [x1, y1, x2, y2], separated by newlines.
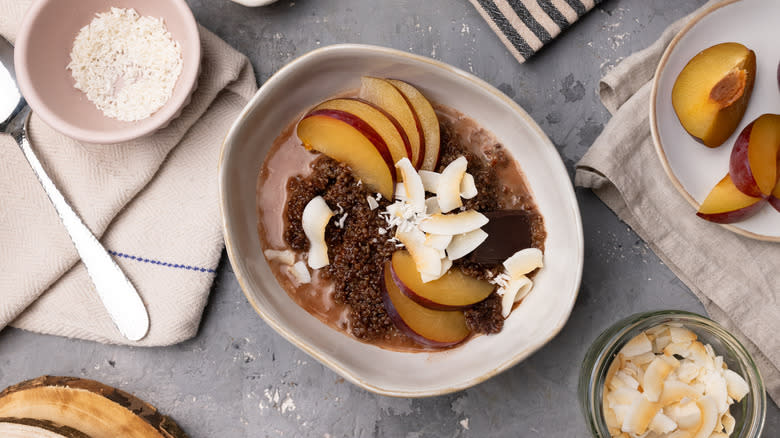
[0, 36, 149, 341]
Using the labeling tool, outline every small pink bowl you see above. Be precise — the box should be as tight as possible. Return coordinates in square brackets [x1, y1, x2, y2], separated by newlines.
[14, 0, 201, 144]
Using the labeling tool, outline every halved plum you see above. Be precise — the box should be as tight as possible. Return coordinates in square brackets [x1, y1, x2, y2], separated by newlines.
[297, 110, 396, 199]
[381, 261, 470, 347]
[672, 42, 756, 148]
[390, 250, 494, 310]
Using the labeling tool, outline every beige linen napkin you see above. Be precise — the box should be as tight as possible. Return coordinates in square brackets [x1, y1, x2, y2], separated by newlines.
[575, 1, 780, 404]
[0, 1, 257, 345]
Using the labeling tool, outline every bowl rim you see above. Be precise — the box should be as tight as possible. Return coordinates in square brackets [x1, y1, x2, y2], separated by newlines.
[218, 43, 584, 397]
[13, 0, 201, 144]
[648, 0, 780, 243]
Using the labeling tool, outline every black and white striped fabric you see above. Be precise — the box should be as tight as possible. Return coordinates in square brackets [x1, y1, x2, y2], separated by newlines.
[470, 0, 603, 63]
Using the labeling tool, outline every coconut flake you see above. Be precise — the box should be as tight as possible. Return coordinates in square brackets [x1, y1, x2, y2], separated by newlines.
[418, 170, 440, 193]
[666, 400, 701, 430]
[421, 257, 453, 283]
[722, 412, 735, 435]
[621, 397, 659, 435]
[446, 228, 488, 260]
[621, 332, 653, 358]
[302, 196, 334, 269]
[419, 210, 488, 235]
[436, 156, 467, 213]
[498, 275, 532, 317]
[460, 173, 478, 199]
[643, 357, 675, 402]
[676, 360, 699, 384]
[367, 196, 379, 210]
[425, 197, 441, 215]
[701, 371, 729, 414]
[648, 411, 677, 434]
[693, 396, 718, 438]
[336, 212, 348, 229]
[395, 228, 442, 277]
[425, 233, 452, 251]
[502, 248, 544, 279]
[263, 249, 296, 265]
[659, 380, 701, 406]
[396, 157, 426, 212]
[291, 261, 311, 284]
[669, 326, 698, 343]
[394, 182, 408, 201]
[723, 369, 749, 402]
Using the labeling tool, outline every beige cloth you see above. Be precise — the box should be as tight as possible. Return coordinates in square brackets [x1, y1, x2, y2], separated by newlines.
[575, 1, 780, 405]
[0, 1, 257, 346]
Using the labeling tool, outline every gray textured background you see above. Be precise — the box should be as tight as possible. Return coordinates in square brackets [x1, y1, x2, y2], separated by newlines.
[1, 0, 778, 436]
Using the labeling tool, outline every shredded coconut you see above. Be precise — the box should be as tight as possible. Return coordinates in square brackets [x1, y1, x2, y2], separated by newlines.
[336, 212, 348, 229]
[67, 8, 183, 121]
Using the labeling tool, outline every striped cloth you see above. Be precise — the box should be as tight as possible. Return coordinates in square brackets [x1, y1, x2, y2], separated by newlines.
[470, 0, 603, 63]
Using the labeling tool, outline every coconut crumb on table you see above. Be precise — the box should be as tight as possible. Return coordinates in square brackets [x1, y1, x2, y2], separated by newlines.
[67, 7, 183, 122]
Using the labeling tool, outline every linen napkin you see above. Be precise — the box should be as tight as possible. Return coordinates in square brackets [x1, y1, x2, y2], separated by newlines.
[469, 0, 603, 63]
[574, 0, 780, 404]
[0, 1, 257, 346]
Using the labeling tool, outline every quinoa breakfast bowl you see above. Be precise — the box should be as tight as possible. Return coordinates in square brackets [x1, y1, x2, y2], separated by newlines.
[219, 44, 584, 396]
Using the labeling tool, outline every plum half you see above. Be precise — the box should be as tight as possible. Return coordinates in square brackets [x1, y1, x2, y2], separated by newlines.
[672, 42, 756, 148]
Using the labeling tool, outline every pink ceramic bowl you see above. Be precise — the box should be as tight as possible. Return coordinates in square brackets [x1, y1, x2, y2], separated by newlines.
[14, 0, 201, 144]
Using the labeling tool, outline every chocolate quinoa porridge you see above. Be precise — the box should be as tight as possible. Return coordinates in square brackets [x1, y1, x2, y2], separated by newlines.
[256, 104, 546, 352]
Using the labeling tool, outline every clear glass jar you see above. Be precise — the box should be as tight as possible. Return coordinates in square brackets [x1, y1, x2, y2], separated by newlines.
[579, 310, 766, 438]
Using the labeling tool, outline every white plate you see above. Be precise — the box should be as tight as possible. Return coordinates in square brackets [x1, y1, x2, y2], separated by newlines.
[651, 0, 780, 242]
[219, 44, 583, 397]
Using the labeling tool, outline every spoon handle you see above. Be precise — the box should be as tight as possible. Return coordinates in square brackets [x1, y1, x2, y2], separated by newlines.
[10, 107, 149, 341]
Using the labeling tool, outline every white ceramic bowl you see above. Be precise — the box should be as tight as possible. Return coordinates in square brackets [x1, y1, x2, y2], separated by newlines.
[15, 0, 200, 144]
[219, 44, 584, 397]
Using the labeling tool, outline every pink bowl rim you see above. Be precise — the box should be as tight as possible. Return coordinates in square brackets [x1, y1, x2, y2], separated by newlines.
[13, 0, 201, 144]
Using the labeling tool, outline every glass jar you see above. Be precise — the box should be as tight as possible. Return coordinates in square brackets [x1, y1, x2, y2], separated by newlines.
[579, 310, 765, 437]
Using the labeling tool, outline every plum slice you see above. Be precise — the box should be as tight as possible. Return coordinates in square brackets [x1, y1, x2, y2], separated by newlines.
[387, 79, 441, 170]
[312, 98, 412, 165]
[297, 111, 396, 199]
[696, 174, 765, 224]
[729, 114, 780, 197]
[381, 261, 470, 347]
[359, 77, 425, 168]
[390, 250, 494, 310]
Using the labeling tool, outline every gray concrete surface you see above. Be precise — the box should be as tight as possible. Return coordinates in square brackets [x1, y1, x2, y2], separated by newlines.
[1, 0, 778, 436]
